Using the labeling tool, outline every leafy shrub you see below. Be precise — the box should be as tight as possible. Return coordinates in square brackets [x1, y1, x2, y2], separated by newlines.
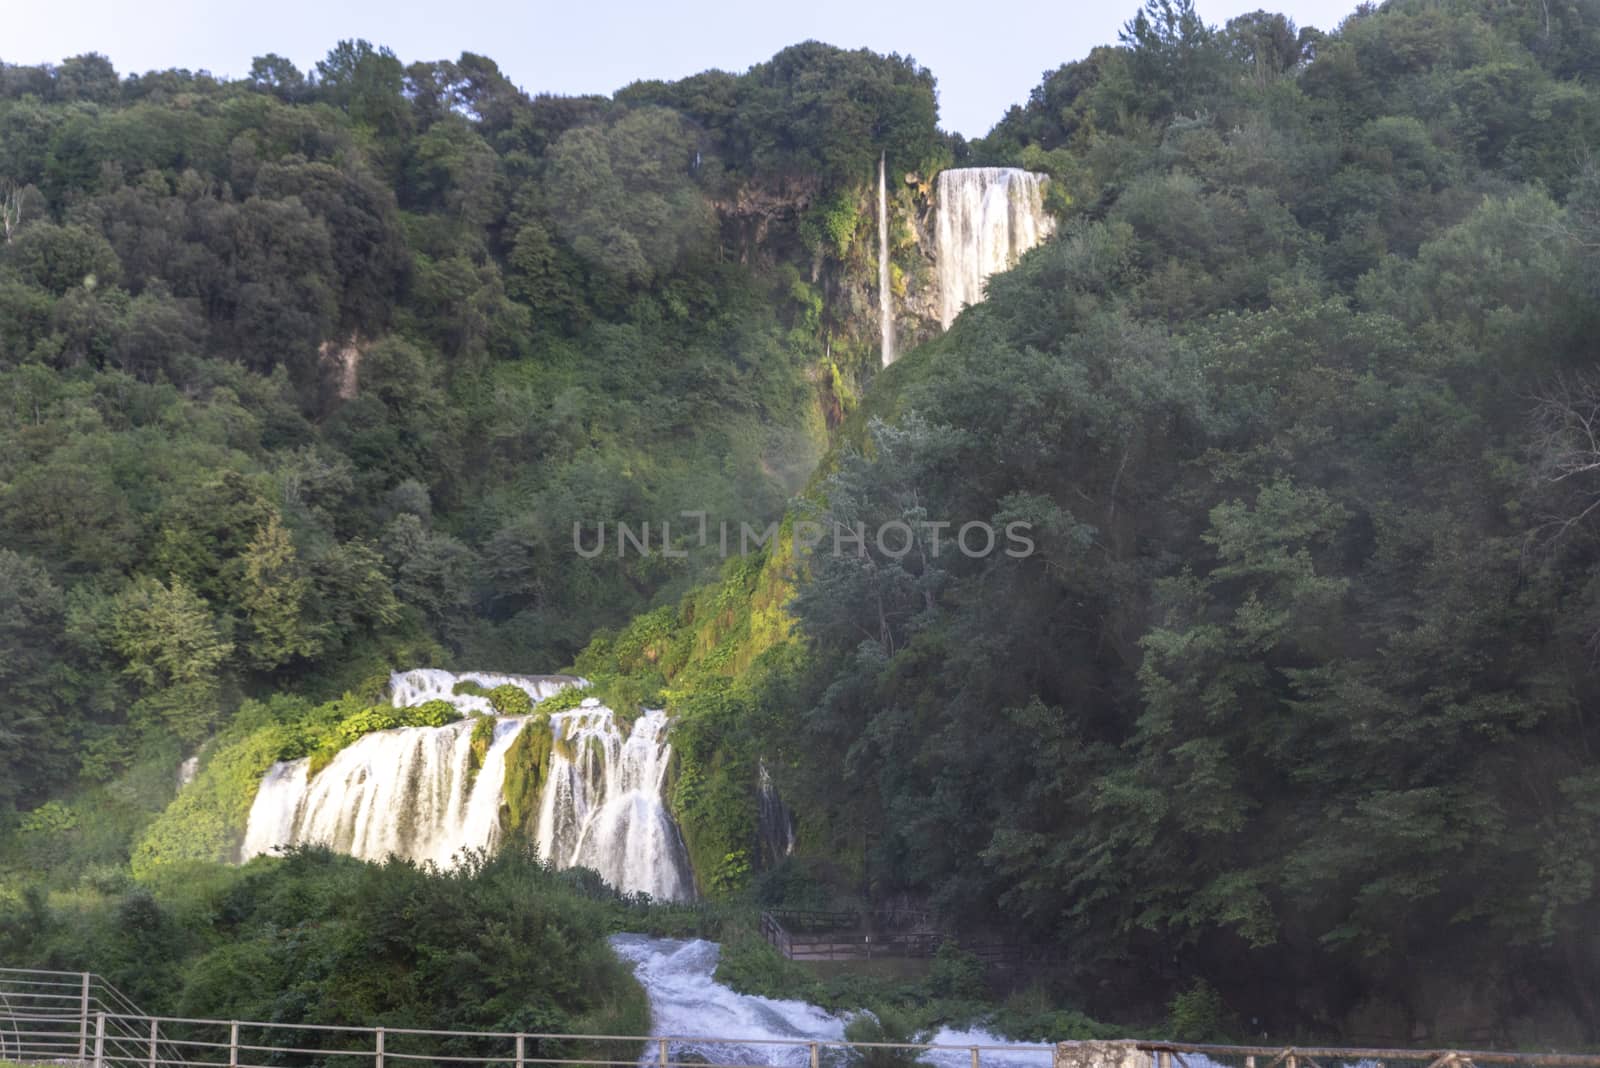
[713, 933, 822, 1002]
[927, 941, 986, 1000]
[335, 706, 401, 743]
[842, 1010, 930, 1068]
[487, 684, 533, 717]
[538, 685, 589, 713]
[1167, 979, 1233, 1041]
[10, 847, 648, 1041]
[404, 699, 460, 727]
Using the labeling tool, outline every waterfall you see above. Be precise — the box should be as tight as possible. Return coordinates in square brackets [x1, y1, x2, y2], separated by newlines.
[240, 712, 527, 868]
[240, 670, 695, 900]
[933, 168, 1054, 329]
[535, 702, 694, 902]
[878, 152, 895, 366]
[756, 762, 795, 865]
[389, 667, 579, 713]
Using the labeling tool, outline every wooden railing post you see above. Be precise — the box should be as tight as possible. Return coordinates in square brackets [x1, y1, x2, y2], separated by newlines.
[658, 1037, 669, 1068]
[79, 972, 92, 1063]
[971, 1046, 980, 1068]
[516, 1034, 525, 1068]
[376, 1027, 385, 1068]
[148, 1017, 158, 1068]
[228, 1021, 239, 1068]
[810, 1043, 820, 1068]
[93, 1011, 105, 1068]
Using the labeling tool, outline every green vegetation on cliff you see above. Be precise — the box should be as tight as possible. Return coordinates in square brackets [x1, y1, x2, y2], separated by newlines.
[0, 37, 934, 831]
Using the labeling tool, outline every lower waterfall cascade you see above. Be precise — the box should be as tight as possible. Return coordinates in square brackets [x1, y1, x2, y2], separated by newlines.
[241, 669, 695, 900]
[933, 167, 1054, 330]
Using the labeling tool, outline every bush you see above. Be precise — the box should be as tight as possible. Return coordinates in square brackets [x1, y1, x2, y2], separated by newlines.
[488, 684, 533, 717]
[842, 1010, 930, 1068]
[539, 685, 589, 714]
[927, 941, 986, 1000]
[404, 699, 461, 727]
[713, 933, 822, 1002]
[10, 847, 649, 1039]
[336, 706, 401, 743]
[1168, 979, 1233, 1042]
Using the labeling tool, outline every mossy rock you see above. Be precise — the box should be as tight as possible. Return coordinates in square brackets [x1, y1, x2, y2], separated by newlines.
[453, 679, 491, 698]
[501, 713, 553, 837]
[467, 714, 497, 785]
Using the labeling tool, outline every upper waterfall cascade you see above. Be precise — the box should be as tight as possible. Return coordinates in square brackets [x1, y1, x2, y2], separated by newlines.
[933, 168, 1054, 329]
[241, 669, 695, 901]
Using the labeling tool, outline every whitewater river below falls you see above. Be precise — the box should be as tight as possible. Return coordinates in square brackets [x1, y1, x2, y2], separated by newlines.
[608, 934, 1054, 1068]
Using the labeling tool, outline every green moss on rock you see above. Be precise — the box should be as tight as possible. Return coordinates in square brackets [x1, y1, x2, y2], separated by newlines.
[467, 714, 497, 786]
[501, 713, 553, 838]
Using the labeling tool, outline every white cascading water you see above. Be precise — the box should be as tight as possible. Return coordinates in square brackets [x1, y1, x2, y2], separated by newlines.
[610, 934, 1052, 1068]
[241, 712, 526, 867]
[933, 168, 1054, 329]
[389, 668, 578, 713]
[535, 701, 694, 902]
[878, 152, 896, 366]
[241, 670, 695, 900]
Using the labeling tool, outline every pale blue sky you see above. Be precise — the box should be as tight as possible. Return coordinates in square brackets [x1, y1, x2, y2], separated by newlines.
[10, 0, 1362, 137]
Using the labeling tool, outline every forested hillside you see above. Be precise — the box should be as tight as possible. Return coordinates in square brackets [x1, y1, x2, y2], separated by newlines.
[6, 0, 1600, 1050]
[0, 40, 940, 820]
[766, 0, 1600, 1040]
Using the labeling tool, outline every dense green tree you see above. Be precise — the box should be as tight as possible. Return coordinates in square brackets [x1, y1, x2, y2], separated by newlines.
[545, 107, 714, 287]
[314, 40, 409, 136]
[247, 55, 307, 101]
[0, 550, 76, 808]
[1120, 0, 1227, 116]
[110, 575, 233, 743]
[238, 515, 323, 670]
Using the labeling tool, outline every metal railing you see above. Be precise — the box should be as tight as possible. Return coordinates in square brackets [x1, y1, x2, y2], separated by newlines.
[0, 967, 183, 1067]
[65, 1013, 1054, 1068]
[10, 968, 1600, 1068]
[1131, 1043, 1600, 1068]
[0, 967, 1050, 1068]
